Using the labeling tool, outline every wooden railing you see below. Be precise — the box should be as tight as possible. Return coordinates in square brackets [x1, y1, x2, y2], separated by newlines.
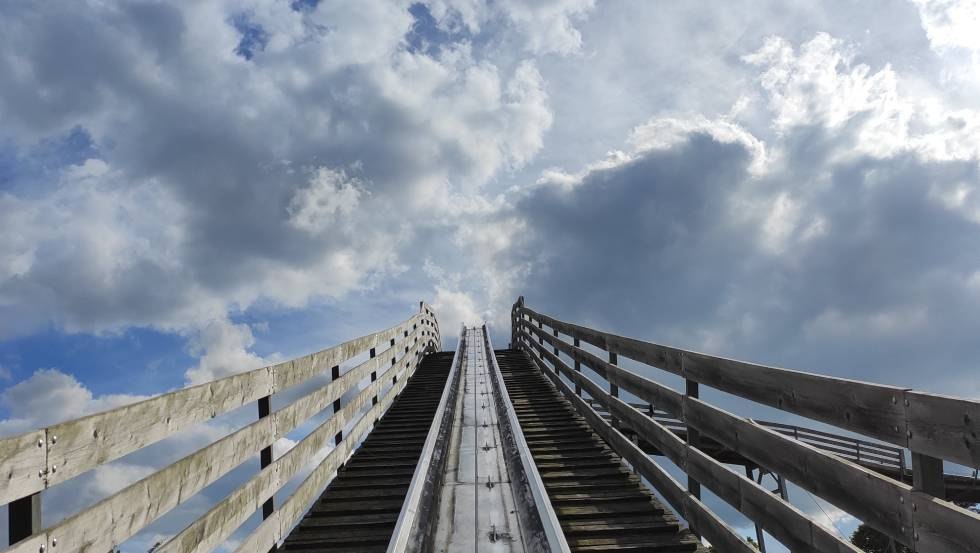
[1, 302, 440, 553]
[586, 400, 908, 475]
[512, 297, 980, 553]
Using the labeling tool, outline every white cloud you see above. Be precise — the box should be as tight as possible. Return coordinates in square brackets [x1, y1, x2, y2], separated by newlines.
[743, 32, 980, 162]
[0, 368, 148, 436]
[425, 0, 595, 54]
[287, 167, 364, 234]
[184, 318, 270, 385]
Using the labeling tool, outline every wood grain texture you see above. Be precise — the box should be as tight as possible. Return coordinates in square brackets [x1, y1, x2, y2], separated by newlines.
[8, 323, 429, 553]
[234, 354, 416, 553]
[517, 305, 980, 469]
[0, 431, 45, 510]
[523, 336, 860, 553]
[521, 341, 756, 553]
[156, 338, 426, 553]
[0, 312, 428, 507]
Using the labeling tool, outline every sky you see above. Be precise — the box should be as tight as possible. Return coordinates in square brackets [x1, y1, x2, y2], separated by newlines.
[1, 0, 979, 551]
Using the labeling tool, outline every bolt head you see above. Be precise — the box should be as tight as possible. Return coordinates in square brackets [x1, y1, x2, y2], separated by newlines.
[38, 469, 44, 478]
[51, 465, 57, 473]
[51, 435, 57, 444]
[39, 545, 45, 553]
[37, 438, 43, 448]
[51, 539, 56, 547]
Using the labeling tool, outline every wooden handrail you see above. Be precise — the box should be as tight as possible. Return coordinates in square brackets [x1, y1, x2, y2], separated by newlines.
[3, 302, 440, 553]
[513, 298, 980, 553]
[516, 304, 980, 469]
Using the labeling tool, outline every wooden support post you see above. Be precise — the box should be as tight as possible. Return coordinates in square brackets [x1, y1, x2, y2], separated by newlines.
[370, 347, 378, 406]
[331, 365, 343, 446]
[574, 337, 582, 396]
[609, 351, 620, 430]
[911, 451, 945, 499]
[8, 492, 40, 546]
[685, 378, 702, 501]
[538, 320, 544, 346]
[257, 396, 274, 521]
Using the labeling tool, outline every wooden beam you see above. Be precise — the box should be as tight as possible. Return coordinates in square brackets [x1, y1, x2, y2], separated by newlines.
[517, 306, 980, 469]
[523, 337, 861, 553]
[7, 492, 40, 545]
[0, 312, 431, 506]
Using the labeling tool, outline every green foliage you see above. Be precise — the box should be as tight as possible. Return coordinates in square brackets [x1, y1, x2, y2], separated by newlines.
[850, 524, 911, 553]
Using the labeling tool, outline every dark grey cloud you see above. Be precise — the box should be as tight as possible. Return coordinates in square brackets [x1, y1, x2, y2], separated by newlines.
[506, 125, 980, 394]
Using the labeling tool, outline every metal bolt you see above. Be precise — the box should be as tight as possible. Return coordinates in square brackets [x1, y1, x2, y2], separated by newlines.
[900, 497, 904, 503]
[38, 469, 44, 478]
[37, 438, 43, 448]
[51, 539, 56, 547]
[51, 465, 57, 473]
[39, 545, 45, 553]
[51, 435, 57, 445]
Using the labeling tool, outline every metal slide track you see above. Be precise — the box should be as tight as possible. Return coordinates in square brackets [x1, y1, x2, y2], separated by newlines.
[494, 349, 701, 553]
[280, 351, 455, 552]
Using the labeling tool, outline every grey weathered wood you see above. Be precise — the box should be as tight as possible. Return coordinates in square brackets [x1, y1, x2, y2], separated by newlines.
[905, 391, 980, 469]
[235, 357, 417, 553]
[7, 492, 40, 546]
[525, 338, 860, 553]
[522, 343, 756, 553]
[911, 452, 945, 499]
[0, 431, 45, 518]
[156, 341, 423, 553]
[518, 323, 980, 552]
[0, 312, 431, 506]
[517, 306, 980, 469]
[11, 325, 429, 553]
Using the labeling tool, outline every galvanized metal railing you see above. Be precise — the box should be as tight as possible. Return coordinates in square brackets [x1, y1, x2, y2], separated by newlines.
[512, 296, 980, 553]
[0, 302, 440, 553]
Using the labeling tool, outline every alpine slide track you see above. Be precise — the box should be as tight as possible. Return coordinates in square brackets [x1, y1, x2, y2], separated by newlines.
[2, 298, 979, 553]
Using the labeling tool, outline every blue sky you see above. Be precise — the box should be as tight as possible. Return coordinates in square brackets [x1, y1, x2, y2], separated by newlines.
[1, 0, 979, 550]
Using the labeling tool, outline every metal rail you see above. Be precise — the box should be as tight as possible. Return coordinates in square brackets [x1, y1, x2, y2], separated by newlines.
[485, 325, 571, 553]
[387, 327, 465, 553]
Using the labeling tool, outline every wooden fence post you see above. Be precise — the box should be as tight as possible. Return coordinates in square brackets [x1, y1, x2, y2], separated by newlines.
[331, 365, 343, 446]
[911, 452, 945, 499]
[609, 351, 620, 430]
[370, 347, 378, 405]
[257, 396, 274, 521]
[685, 376, 702, 501]
[8, 493, 40, 545]
[574, 338, 582, 397]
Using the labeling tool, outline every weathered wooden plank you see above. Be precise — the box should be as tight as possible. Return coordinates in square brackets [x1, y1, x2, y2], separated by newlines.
[158, 340, 423, 553]
[912, 490, 980, 552]
[521, 310, 684, 376]
[681, 350, 910, 447]
[47, 366, 274, 493]
[273, 313, 423, 392]
[522, 343, 756, 553]
[905, 391, 980, 469]
[235, 355, 416, 553]
[2, 533, 44, 553]
[519, 305, 980, 467]
[681, 397, 918, 547]
[0, 431, 45, 513]
[0, 312, 426, 506]
[525, 338, 860, 553]
[23, 328, 426, 553]
[519, 326, 683, 414]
